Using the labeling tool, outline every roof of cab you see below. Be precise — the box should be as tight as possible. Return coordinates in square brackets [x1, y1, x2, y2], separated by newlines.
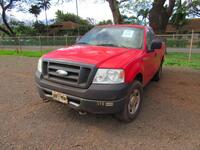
[96, 24, 146, 29]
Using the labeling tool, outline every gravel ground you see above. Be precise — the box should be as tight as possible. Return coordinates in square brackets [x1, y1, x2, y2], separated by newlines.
[0, 56, 200, 150]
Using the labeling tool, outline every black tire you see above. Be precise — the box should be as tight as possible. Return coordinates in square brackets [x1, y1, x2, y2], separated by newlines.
[153, 63, 163, 81]
[115, 81, 143, 123]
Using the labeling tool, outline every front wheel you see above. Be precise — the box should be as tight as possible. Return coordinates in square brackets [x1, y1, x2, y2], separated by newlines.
[115, 81, 143, 122]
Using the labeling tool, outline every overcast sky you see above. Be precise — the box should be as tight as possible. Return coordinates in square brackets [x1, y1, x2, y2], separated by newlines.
[10, 1, 113, 24]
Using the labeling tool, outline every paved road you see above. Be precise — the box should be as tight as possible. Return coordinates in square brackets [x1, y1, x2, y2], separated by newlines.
[0, 56, 200, 150]
[167, 48, 200, 53]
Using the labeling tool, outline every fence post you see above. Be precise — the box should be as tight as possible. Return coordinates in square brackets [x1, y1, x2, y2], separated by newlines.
[39, 36, 42, 54]
[188, 30, 194, 62]
[65, 35, 68, 46]
[18, 36, 21, 53]
[54, 35, 56, 48]
[0, 37, 2, 50]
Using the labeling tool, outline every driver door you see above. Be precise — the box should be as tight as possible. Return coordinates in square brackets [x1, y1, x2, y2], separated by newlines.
[143, 29, 157, 84]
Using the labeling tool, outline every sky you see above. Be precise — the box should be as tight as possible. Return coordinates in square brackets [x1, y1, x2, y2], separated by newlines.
[9, 0, 113, 24]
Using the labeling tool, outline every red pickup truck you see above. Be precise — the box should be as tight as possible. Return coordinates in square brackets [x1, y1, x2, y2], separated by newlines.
[35, 24, 165, 122]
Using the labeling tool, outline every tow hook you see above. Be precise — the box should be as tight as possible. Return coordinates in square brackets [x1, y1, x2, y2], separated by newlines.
[79, 111, 87, 115]
[42, 98, 50, 103]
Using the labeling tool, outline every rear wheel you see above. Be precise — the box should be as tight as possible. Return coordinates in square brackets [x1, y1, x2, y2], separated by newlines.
[115, 81, 143, 122]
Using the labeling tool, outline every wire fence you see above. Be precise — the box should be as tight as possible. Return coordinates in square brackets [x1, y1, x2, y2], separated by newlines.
[0, 36, 78, 53]
[0, 34, 200, 65]
[157, 33, 200, 50]
[0, 34, 200, 51]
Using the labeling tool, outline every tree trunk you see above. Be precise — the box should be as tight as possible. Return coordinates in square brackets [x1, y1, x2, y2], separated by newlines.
[0, 26, 12, 36]
[0, 0, 15, 36]
[149, 0, 175, 34]
[2, 8, 15, 36]
[106, 0, 123, 24]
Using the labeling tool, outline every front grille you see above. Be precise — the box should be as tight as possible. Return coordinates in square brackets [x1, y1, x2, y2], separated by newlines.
[42, 59, 96, 88]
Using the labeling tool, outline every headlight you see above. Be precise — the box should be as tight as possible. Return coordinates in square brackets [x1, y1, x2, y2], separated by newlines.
[37, 57, 42, 73]
[93, 69, 125, 84]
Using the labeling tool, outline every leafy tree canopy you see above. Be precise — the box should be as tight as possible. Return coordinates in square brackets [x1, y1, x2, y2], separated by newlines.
[170, 0, 187, 32]
[98, 19, 113, 25]
[55, 10, 91, 25]
[29, 5, 41, 21]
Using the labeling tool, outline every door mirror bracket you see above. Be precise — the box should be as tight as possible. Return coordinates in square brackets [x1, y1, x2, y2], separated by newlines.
[150, 39, 162, 51]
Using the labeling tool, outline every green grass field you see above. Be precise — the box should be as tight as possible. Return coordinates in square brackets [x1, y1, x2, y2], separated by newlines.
[0, 50, 50, 57]
[164, 52, 200, 69]
[0, 50, 200, 69]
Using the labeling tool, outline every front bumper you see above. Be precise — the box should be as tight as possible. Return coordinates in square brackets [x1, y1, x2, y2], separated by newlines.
[35, 71, 130, 114]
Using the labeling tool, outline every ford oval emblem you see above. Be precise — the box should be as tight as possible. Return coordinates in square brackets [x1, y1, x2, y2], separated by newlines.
[56, 70, 68, 76]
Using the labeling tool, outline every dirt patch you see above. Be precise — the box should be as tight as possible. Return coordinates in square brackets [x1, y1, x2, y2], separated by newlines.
[0, 56, 200, 150]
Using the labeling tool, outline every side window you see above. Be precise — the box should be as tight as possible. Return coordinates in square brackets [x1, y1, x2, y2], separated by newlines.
[146, 29, 154, 50]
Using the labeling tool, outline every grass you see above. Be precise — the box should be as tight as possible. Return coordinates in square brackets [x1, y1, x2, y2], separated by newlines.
[0, 50, 48, 57]
[164, 52, 200, 69]
[0, 50, 200, 69]
[166, 39, 188, 48]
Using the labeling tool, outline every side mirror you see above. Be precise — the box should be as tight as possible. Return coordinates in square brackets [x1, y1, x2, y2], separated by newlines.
[150, 39, 162, 51]
[76, 36, 81, 43]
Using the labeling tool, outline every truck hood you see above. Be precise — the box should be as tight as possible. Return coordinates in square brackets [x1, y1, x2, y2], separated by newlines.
[43, 45, 143, 67]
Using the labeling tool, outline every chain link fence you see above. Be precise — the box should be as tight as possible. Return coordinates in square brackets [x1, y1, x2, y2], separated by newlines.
[157, 33, 200, 49]
[0, 33, 200, 53]
[0, 36, 78, 53]
[0, 34, 199, 51]
[0, 34, 200, 68]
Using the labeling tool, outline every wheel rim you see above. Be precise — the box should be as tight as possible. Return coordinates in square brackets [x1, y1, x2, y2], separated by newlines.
[128, 89, 140, 115]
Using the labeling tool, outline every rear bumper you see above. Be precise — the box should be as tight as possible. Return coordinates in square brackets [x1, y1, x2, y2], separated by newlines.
[35, 71, 130, 114]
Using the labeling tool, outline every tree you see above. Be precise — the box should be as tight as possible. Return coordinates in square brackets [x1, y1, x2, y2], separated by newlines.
[0, 0, 38, 36]
[122, 15, 142, 24]
[10, 20, 37, 36]
[120, 0, 151, 25]
[33, 21, 46, 35]
[98, 19, 113, 25]
[0, 0, 18, 36]
[55, 10, 90, 25]
[170, 0, 187, 33]
[106, 0, 123, 24]
[187, 0, 200, 17]
[29, 5, 41, 22]
[38, 0, 51, 26]
[137, 8, 149, 25]
[149, 0, 176, 34]
[86, 17, 97, 25]
[148, 0, 200, 33]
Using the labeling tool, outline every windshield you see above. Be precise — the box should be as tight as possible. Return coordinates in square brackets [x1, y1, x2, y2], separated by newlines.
[77, 26, 144, 49]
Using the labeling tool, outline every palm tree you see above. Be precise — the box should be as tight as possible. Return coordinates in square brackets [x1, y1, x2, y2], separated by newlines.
[38, 0, 51, 27]
[29, 5, 41, 22]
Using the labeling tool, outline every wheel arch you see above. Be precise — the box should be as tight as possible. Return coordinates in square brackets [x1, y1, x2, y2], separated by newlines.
[134, 73, 143, 85]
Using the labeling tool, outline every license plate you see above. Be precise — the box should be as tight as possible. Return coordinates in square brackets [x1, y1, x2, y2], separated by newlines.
[52, 91, 68, 104]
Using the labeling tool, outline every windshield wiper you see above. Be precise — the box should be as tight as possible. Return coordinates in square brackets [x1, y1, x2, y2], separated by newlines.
[118, 44, 129, 49]
[96, 43, 120, 47]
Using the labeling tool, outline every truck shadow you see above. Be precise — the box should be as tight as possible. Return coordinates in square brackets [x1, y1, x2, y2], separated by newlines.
[46, 68, 199, 140]
[54, 80, 161, 131]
